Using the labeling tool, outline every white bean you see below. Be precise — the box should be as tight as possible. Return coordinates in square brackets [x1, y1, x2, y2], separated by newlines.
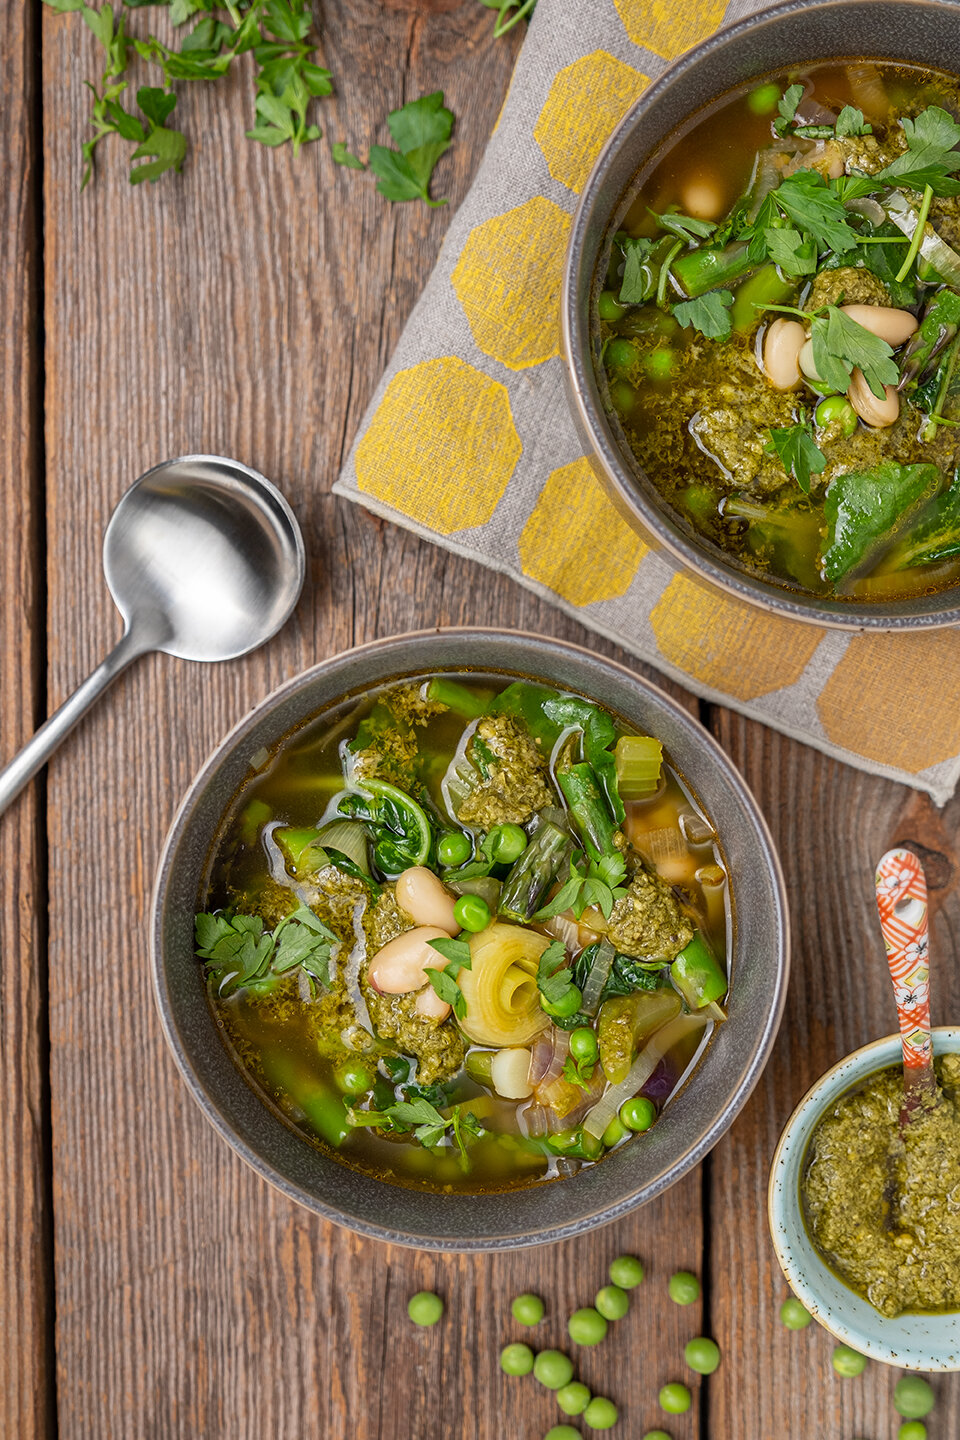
[798, 338, 823, 383]
[840, 304, 918, 347]
[848, 369, 900, 428]
[763, 319, 806, 390]
[490, 1047, 534, 1100]
[415, 985, 451, 1022]
[681, 175, 725, 221]
[368, 926, 449, 995]
[395, 866, 460, 935]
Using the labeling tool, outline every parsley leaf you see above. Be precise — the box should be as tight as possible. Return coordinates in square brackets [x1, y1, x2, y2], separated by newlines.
[425, 937, 472, 1020]
[618, 237, 657, 304]
[346, 1097, 485, 1167]
[332, 141, 365, 170]
[479, 0, 537, 36]
[426, 936, 472, 974]
[773, 169, 858, 254]
[811, 304, 899, 398]
[534, 854, 627, 924]
[763, 226, 819, 276]
[774, 83, 804, 136]
[877, 106, 960, 195]
[194, 904, 338, 996]
[835, 105, 871, 138]
[765, 420, 827, 494]
[369, 91, 454, 206]
[536, 939, 576, 1006]
[563, 1053, 596, 1091]
[129, 89, 186, 184]
[673, 290, 735, 341]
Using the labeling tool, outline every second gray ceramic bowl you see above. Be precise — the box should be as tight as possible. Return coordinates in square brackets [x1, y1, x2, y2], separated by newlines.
[152, 629, 788, 1250]
[563, 0, 960, 630]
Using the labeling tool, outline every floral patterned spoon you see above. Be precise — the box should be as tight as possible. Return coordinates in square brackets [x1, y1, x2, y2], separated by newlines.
[875, 846, 936, 1116]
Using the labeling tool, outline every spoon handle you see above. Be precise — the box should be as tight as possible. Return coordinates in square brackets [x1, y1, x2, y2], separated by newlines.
[0, 628, 148, 818]
[875, 846, 935, 1104]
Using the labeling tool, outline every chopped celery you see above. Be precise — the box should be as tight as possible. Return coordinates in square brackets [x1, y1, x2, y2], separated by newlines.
[614, 736, 662, 800]
[426, 677, 489, 720]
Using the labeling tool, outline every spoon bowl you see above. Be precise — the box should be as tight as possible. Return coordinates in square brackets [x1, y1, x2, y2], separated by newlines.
[0, 454, 305, 816]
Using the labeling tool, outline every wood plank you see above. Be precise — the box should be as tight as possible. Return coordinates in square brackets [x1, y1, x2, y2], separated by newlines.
[41, 2, 704, 1435]
[706, 715, 960, 1437]
[0, 6, 51, 1438]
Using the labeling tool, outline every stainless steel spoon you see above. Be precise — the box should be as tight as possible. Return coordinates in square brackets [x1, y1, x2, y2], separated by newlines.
[0, 455, 305, 817]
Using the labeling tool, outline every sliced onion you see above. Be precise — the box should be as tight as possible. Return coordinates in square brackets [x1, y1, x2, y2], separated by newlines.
[846, 196, 885, 227]
[529, 1026, 570, 1090]
[584, 1013, 709, 1139]
[580, 938, 615, 1017]
[540, 912, 583, 952]
[520, 1102, 550, 1137]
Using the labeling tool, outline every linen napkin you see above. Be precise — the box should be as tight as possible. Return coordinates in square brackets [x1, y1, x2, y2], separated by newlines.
[334, 0, 960, 804]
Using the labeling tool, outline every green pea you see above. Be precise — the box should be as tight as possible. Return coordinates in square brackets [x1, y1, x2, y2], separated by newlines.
[894, 1376, 935, 1419]
[668, 1270, 700, 1305]
[685, 1336, 721, 1375]
[489, 823, 527, 863]
[606, 337, 640, 372]
[620, 1096, 656, 1132]
[407, 1291, 443, 1327]
[569, 1027, 599, 1064]
[680, 483, 717, 526]
[598, 289, 627, 322]
[556, 1381, 591, 1416]
[610, 379, 638, 419]
[609, 1254, 644, 1288]
[511, 1292, 545, 1326]
[534, 1350, 575, 1390]
[568, 1307, 608, 1346]
[453, 893, 491, 932]
[595, 1284, 629, 1321]
[500, 1342, 535, 1376]
[747, 81, 782, 115]
[602, 1115, 627, 1148]
[437, 830, 471, 867]
[334, 1059, 374, 1097]
[832, 1344, 867, 1377]
[898, 1424, 928, 1440]
[659, 1382, 692, 1415]
[779, 1297, 812, 1329]
[643, 347, 675, 381]
[583, 1397, 618, 1429]
[544, 1428, 580, 1440]
[643, 1433, 673, 1440]
[542, 985, 583, 1019]
[815, 394, 858, 437]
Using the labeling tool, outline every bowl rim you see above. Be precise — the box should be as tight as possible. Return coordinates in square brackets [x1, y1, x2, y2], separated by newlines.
[151, 626, 790, 1249]
[767, 1025, 960, 1368]
[562, 0, 960, 632]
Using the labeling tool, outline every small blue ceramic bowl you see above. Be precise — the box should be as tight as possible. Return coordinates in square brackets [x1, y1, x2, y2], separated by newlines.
[769, 1027, 960, 1371]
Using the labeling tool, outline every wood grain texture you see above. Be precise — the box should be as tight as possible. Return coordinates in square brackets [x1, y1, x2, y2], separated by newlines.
[39, 3, 702, 1437]
[0, 7, 51, 1439]
[706, 715, 960, 1437]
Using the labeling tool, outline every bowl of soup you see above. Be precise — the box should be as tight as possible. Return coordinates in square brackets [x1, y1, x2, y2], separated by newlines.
[152, 629, 788, 1249]
[564, 0, 960, 628]
[769, 1028, 960, 1369]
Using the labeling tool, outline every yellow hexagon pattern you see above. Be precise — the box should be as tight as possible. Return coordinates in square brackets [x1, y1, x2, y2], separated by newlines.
[650, 574, 824, 701]
[534, 51, 650, 195]
[355, 357, 521, 535]
[817, 632, 960, 773]
[613, 0, 728, 60]
[450, 196, 571, 370]
[518, 458, 648, 606]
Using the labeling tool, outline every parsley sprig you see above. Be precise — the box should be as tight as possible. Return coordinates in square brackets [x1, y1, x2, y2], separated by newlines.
[345, 1096, 486, 1166]
[424, 936, 472, 1020]
[194, 904, 339, 996]
[759, 302, 899, 399]
[369, 92, 454, 206]
[535, 851, 629, 924]
[478, 0, 537, 35]
[765, 416, 827, 494]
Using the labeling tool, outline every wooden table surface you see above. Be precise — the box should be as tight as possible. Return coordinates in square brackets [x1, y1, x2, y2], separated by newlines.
[5, 4, 960, 1437]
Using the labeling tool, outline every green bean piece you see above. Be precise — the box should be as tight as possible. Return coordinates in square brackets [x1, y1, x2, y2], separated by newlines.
[583, 1397, 619, 1429]
[598, 289, 627, 322]
[671, 933, 727, 1011]
[609, 1254, 645, 1288]
[602, 1115, 627, 1148]
[464, 1049, 494, 1086]
[730, 263, 795, 331]
[533, 1350, 575, 1390]
[498, 818, 570, 922]
[556, 1381, 591, 1416]
[556, 763, 616, 861]
[568, 1307, 608, 1346]
[685, 1336, 721, 1374]
[407, 1291, 444, 1327]
[511, 1292, 545, 1326]
[668, 1271, 700, 1305]
[672, 240, 754, 299]
[779, 1297, 812, 1329]
[894, 1376, 935, 1418]
[500, 1342, 535, 1376]
[832, 1345, 867, 1377]
[659, 1382, 692, 1415]
[437, 830, 472, 867]
[595, 1284, 629, 1321]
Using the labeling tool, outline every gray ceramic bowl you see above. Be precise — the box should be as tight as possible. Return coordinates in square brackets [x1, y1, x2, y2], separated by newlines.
[152, 630, 788, 1250]
[563, 0, 960, 630]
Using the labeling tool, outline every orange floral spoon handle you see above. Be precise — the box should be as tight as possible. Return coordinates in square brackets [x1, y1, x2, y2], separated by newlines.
[875, 847, 936, 1109]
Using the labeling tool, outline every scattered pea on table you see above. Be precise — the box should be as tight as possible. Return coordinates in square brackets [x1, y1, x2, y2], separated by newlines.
[832, 1344, 868, 1378]
[500, 1342, 535, 1376]
[583, 1396, 619, 1429]
[659, 1382, 692, 1415]
[568, 1307, 608, 1346]
[898, 1425, 928, 1440]
[894, 1375, 935, 1418]
[407, 1291, 443, 1327]
[534, 1350, 575, 1391]
[609, 1254, 645, 1289]
[668, 1271, 700, 1306]
[556, 1381, 591, 1416]
[685, 1336, 721, 1375]
[544, 1428, 580, 1440]
[511, 1292, 544, 1326]
[595, 1284, 630, 1321]
[779, 1297, 812, 1330]
[642, 1433, 673, 1440]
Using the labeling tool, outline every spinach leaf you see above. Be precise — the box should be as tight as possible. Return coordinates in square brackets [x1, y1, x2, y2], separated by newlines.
[542, 694, 622, 822]
[822, 461, 941, 580]
[818, 224, 919, 309]
[894, 471, 960, 569]
[618, 237, 658, 304]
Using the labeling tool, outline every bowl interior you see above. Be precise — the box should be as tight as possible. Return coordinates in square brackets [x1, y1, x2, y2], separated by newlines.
[769, 1027, 960, 1370]
[152, 630, 788, 1250]
[564, 0, 960, 629]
